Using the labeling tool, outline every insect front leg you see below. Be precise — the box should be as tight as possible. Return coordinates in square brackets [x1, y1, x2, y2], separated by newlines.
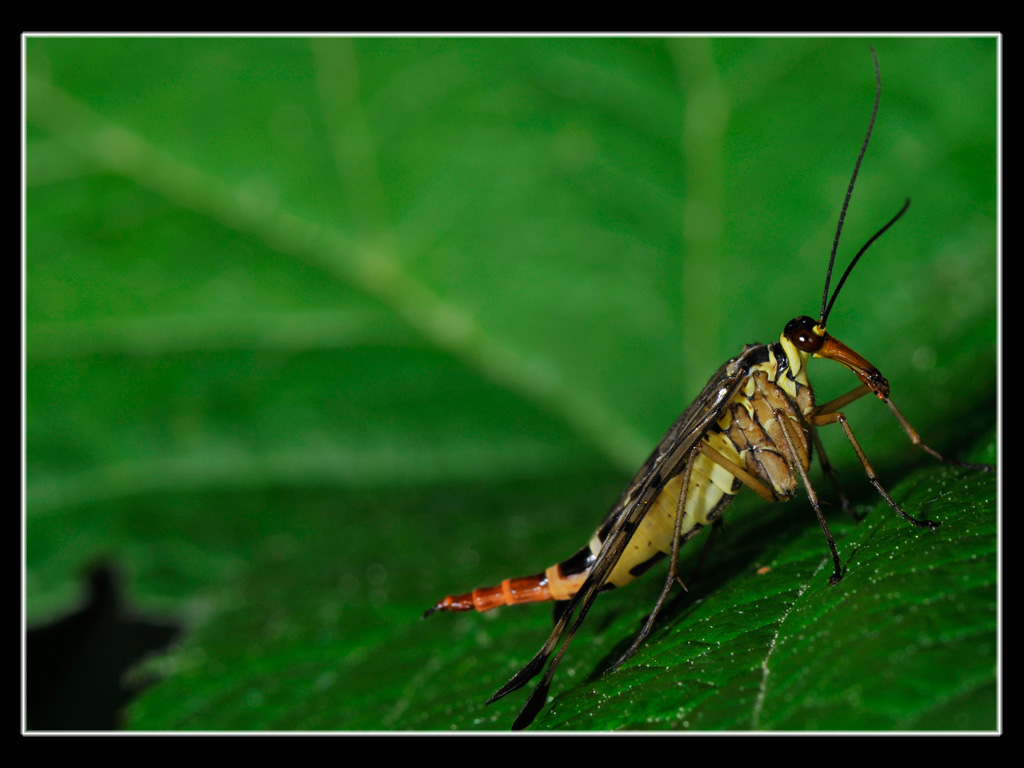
[810, 408, 939, 530]
[815, 386, 992, 472]
[883, 398, 993, 471]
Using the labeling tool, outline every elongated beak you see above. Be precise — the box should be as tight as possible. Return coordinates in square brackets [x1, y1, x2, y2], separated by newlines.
[815, 333, 890, 400]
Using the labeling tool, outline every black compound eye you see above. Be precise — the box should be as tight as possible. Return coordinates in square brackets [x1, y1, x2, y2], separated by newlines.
[784, 316, 824, 352]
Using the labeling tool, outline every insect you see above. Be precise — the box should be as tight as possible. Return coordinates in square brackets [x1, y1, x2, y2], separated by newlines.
[425, 49, 989, 730]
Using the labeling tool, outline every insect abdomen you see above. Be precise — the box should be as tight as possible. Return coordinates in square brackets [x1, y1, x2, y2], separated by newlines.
[425, 342, 818, 618]
[424, 431, 744, 617]
[599, 443, 740, 588]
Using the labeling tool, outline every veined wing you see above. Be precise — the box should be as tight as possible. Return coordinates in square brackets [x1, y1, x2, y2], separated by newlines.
[491, 347, 759, 729]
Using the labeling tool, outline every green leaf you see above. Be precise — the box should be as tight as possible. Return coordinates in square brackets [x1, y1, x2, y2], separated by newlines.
[26, 37, 996, 731]
[533, 456, 997, 730]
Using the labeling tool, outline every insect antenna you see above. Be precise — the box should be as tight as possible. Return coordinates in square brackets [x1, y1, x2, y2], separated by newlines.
[820, 198, 911, 325]
[818, 46, 881, 326]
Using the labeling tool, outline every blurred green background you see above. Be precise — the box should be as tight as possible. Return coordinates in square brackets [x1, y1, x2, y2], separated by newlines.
[26, 37, 996, 730]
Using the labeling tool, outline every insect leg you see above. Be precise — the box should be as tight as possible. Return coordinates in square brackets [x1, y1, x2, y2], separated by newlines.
[883, 398, 993, 471]
[815, 383, 872, 416]
[811, 409, 939, 531]
[490, 458, 698, 729]
[816, 385, 990, 472]
[485, 385, 745, 729]
[698, 442, 780, 503]
[697, 428, 847, 585]
[700, 434, 844, 583]
[609, 454, 697, 673]
[771, 411, 846, 584]
[809, 425, 859, 518]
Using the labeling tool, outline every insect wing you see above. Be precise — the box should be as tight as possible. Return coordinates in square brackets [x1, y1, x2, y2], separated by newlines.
[596, 353, 751, 537]
[569, 352, 752, 632]
[493, 352, 752, 728]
